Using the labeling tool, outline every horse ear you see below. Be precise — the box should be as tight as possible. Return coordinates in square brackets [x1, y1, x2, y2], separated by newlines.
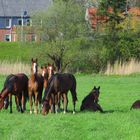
[41, 66, 43, 69]
[94, 86, 96, 90]
[98, 86, 100, 90]
[35, 58, 38, 62]
[31, 58, 34, 62]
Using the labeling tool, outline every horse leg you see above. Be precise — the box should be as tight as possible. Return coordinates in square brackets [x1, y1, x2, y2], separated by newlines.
[70, 89, 77, 114]
[18, 95, 23, 113]
[29, 91, 33, 114]
[96, 103, 104, 113]
[14, 96, 19, 112]
[57, 92, 61, 112]
[9, 94, 12, 113]
[38, 91, 42, 113]
[21, 91, 25, 112]
[52, 94, 55, 113]
[63, 93, 68, 114]
[60, 94, 64, 110]
[49, 96, 53, 113]
[34, 92, 38, 114]
[55, 94, 58, 113]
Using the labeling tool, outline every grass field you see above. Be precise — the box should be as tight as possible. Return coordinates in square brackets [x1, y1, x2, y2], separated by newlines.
[0, 74, 140, 140]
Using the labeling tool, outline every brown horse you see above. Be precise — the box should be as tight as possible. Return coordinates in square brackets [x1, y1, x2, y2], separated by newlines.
[42, 73, 78, 115]
[28, 58, 44, 114]
[0, 73, 28, 113]
[41, 63, 56, 113]
[80, 86, 103, 112]
[41, 63, 55, 89]
[130, 100, 140, 110]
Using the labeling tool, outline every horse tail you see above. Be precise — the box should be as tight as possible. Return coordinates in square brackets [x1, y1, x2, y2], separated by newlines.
[24, 89, 29, 101]
[80, 104, 84, 111]
[70, 75, 78, 102]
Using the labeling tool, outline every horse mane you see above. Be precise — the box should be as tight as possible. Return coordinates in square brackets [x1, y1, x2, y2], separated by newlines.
[4, 74, 15, 87]
[4, 74, 18, 92]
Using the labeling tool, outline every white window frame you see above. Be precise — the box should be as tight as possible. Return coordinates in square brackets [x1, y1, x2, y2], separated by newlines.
[5, 34, 11, 42]
[5, 18, 12, 28]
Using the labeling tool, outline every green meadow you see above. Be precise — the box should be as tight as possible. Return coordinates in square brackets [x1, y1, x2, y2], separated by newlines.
[0, 74, 140, 140]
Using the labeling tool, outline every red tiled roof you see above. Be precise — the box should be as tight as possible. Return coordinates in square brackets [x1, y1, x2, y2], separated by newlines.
[86, 7, 140, 29]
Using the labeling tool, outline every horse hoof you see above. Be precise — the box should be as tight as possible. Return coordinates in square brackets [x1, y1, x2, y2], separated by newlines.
[64, 111, 66, 114]
[30, 111, 32, 114]
[34, 110, 38, 114]
[73, 111, 75, 114]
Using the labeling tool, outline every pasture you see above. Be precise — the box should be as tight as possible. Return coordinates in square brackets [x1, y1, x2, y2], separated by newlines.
[0, 74, 140, 140]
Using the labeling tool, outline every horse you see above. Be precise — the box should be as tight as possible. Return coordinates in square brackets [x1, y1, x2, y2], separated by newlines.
[41, 63, 55, 89]
[0, 73, 29, 113]
[80, 86, 103, 113]
[130, 100, 140, 110]
[41, 64, 56, 113]
[42, 73, 78, 115]
[28, 58, 44, 114]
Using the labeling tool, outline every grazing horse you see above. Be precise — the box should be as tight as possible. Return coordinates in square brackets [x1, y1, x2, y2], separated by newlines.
[42, 73, 78, 115]
[130, 100, 140, 110]
[80, 86, 103, 113]
[41, 64, 55, 113]
[0, 73, 29, 113]
[28, 58, 44, 114]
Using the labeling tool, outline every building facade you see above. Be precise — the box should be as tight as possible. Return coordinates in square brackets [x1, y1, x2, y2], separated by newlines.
[0, 0, 52, 42]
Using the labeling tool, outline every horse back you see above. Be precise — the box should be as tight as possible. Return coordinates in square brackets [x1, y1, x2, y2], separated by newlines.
[51, 73, 76, 92]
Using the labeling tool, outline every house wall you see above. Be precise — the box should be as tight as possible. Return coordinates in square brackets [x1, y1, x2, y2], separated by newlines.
[0, 16, 31, 42]
[0, 29, 11, 41]
[0, 17, 30, 29]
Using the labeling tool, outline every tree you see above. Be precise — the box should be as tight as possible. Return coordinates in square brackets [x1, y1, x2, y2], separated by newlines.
[32, 0, 87, 72]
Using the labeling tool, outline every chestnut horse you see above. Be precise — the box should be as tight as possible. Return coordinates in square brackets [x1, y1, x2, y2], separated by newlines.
[28, 58, 44, 114]
[80, 86, 103, 112]
[0, 73, 28, 113]
[42, 73, 78, 115]
[41, 63, 55, 89]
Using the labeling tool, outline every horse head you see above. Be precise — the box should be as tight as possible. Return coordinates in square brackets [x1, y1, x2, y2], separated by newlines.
[31, 58, 38, 74]
[47, 63, 55, 79]
[0, 76, 18, 110]
[41, 65, 48, 78]
[0, 94, 4, 110]
[42, 99, 50, 115]
[3, 96, 9, 109]
[92, 86, 100, 103]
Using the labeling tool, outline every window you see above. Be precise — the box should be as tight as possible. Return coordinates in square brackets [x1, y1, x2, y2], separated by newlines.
[18, 19, 23, 26]
[5, 34, 11, 42]
[5, 18, 12, 28]
[26, 19, 30, 26]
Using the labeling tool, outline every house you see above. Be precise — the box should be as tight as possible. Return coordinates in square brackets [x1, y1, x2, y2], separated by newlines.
[0, 0, 52, 42]
[85, 6, 140, 29]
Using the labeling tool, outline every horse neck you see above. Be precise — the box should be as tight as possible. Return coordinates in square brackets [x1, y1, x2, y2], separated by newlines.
[48, 72, 54, 79]
[0, 88, 9, 98]
[30, 73, 37, 82]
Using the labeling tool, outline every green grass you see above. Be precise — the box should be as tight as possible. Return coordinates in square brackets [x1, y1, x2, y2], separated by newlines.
[0, 42, 45, 63]
[0, 74, 140, 140]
